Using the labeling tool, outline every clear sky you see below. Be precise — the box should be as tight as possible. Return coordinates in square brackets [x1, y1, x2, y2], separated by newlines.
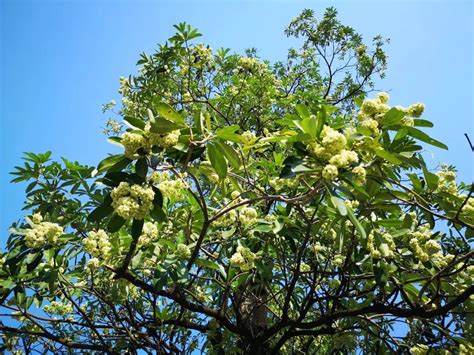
[1, 0, 473, 239]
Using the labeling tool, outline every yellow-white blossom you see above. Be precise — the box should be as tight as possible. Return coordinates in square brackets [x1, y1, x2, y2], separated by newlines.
[122, 132, 147, 159]
[24, 219, 63, 249]
[329, 149, 359, 168]
[407, 103, 425, 118]
[241, 131, 257, 145]
[82, 229, 111, 260]
[149, 130, 181, 148]
[410, 344, 429, 355]
[138, 222, 159, 247]
[175, 244, 191, 259]
[322, 164, 338, 181]
[239, 207, 258, 226]
[214, 209, 238, 227]
[111, 182, 155, 220]
[376, 91, 389, 104]
[43, 301, 73, 316]
[230, 245, 256, 271]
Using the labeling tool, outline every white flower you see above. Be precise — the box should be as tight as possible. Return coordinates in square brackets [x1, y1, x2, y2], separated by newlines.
[175, 244, 191, 259]
[322, 164, 338, 181]
[111, 182, 155, 220]
[83, 229, 111, 260]
[239, 207, 258, 226]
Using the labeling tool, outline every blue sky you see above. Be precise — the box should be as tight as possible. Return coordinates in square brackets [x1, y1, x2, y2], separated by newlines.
[1, 0, 473, 239]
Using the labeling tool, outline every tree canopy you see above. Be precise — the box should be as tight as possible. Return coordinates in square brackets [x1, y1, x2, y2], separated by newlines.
[1, 7, 473, 354]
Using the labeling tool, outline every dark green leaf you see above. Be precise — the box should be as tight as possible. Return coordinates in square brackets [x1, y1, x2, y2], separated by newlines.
[107, 214, 126, 233]
[207, 142, 227, 179]
[151, 204, 167, 223]
[216, 141, 241, 169]
[422, 166, 439, 190]
[150, 116, 184, 134]
[331, 196, 348, 216]
[406, 127, 448, 150]
[383, 107, 405, 126]
[131, 219, 144, 239]
[97, 155, 131, 174]
[153, 100, 186, 125]
[88, 195, 113, 222]
[215, 125, 241, 142]
[124, 116, 146, 130]
[374, 148, 402, 165]
[135, 159, 148, 178]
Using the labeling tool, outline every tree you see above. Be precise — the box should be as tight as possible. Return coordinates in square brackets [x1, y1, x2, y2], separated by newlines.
[1, 7, 473, 354]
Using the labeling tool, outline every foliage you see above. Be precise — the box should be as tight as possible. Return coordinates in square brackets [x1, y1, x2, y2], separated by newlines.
[1, 8, 473, 354]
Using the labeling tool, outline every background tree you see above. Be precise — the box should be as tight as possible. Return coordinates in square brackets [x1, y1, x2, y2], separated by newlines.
[1, 7, 473, 354]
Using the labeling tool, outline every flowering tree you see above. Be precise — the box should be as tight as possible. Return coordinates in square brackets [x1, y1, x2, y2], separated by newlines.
[1, 8, 473, 354]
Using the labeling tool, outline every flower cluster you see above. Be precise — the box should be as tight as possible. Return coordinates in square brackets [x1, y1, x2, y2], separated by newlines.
[43, 301, 73, 316]
[191, 44, 213, 69]
[194, 286, 210, 303]
[149, 130, 181, 148]
[230, 245, 256, 271]
[435, 167, 457, 194]
[175, 243, 191, 259]
[299, 262, 311, 273]
[358, 92, 425, 134]
[122, 132, 147, 159]
[269, 177, 300, 191]
[82, 229, 111, 260]
[138, 222, 159, 247]
[86, 257, 101, 271]
[237, 57, 260, 71]
[351, 165, 367, 184]
[307, 125, 361, 182]
[367, 232, 396, 259]
[239, 207, 258, 226]
[322, 164, 338, 181]
[214, 209, 238, 227]
[461, 197, 474, 224]
[152, 171, 187, 200]
[408, 224, 441, 263]
[121, 128, 181, 160]
[111, 182, 155, 220]
[409, 344, 429, 355]
[240, 131, 257, 145]
[24, 214, 63, 249]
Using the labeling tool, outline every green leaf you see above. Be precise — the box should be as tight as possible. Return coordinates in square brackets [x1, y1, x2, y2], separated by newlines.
[374, 148, 402, 165]
[315, 109, 326, 138]
[150, 204, 167, 223]
[301, 115, 318, 138]
[295, 104, 310, 119]
[216, 141, 241, 169]
[347, 207, 366, 240]
[135, 158, 148, 178]
[88, 196, 114, 222]
[150, 116, 184, 134]
[153, 100, 186, 125]
[207, 142, 227, 179]
[107, 214, 126, 233]
[124, 116, 146, 130]
[422, 166, 439, 190]
[383, 107, 405, 126]
[97, 155, 131, 174]
[215, 125, 241, 142]
[406, 127, 448, 150]
[393, 128, 408, 141]
[413, 119, 433, 127]
[26, 252, 43, 273]
[331, 196, 348, 216]
[131, 219, 144, 239]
